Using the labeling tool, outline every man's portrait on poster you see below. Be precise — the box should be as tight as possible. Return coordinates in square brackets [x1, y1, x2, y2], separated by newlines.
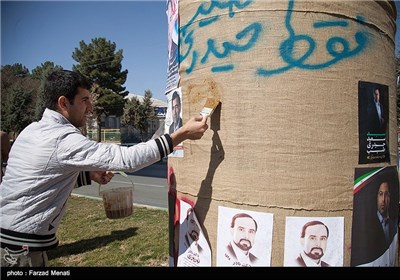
[217, 206, 274, 267]
[223, 213, 261, 267]
[284, 217, 344, 267]
[294, 220, 331, 267]
[181, 208, 205, 265]
[351, 167, 399, 266]
[169, 90, 182, 134]
[358, 81, 389, 164]
[177, 203, 211, 267]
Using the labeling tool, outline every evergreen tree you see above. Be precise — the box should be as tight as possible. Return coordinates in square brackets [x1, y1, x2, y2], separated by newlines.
[122, 96, 141, 127]
[2, 63, 29, 78]
[139, 90, 156, 140]
[1, 64, 30, 103]
[31, 61, 63, 80]
[122, 90, 155, 141]
[2, 86, 34, 137]
[31, 62, 63, 120]
[1, 64, 39, 137]
[72, 37, 128, 141]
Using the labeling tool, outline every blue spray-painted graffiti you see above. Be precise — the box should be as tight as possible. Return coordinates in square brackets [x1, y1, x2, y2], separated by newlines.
[256, 0, 368, 76]
[180, 0, 369, 77]
[180, 0, 256, 74]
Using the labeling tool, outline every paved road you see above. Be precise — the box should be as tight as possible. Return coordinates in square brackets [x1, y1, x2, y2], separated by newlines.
[71, 161, 168, 210]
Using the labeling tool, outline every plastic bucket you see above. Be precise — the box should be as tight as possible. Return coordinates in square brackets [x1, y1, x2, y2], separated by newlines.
[98, 171, 134, 219]
[100, 187, 134, 219]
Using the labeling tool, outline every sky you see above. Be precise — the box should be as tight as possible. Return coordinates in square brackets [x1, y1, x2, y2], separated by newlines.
[1, 0, 400, 103]
[1, 0, 169, 101]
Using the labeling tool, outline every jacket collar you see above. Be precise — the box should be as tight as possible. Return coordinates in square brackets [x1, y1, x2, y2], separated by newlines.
[41, 108, 72, 126]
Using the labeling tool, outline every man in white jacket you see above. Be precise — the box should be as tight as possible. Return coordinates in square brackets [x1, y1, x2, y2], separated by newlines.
[0, 70, 208, 267]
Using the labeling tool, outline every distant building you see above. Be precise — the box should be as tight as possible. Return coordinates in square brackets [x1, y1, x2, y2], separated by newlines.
[125, 93, 167, 118]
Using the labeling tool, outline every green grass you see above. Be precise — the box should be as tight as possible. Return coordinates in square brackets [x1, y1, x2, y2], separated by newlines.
[47, 196, 169, 267]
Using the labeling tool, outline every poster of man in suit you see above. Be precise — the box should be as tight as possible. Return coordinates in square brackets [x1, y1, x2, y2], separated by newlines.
[358, 81, 389, 164]
[165, 88, 184, 157]
[284, 216, 344, 267]
[217, 206, 273, 267]
[351, 166, 399, 266]
[177, 200, 211, 266]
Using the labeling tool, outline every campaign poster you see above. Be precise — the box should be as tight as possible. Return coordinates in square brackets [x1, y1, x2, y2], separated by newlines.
[358, 81, 389, 164]
[284, 216, 344, 267]
[216, 206, 273, 267]
[165, 88, 183, 158]
[177, 200, 212, 266]
[351, 166, 399, 266]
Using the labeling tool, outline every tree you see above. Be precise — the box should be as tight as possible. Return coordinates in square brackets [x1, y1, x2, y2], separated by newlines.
[31, 62, 63, 120]
[31, 61, 62, 80]
[2, 86, 34, 137]
[138, 90, 156, 141]
[1, 64, 30, 106]
[122, 90, 156, 141]
[71, 37, 128, 142]
[1, 63, 29, 78]
[1, 64, 39, 137]
[122, 95, 141, 127]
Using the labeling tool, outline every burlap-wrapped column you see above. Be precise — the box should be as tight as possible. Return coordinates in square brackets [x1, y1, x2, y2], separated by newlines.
[169, 0, 397, 266]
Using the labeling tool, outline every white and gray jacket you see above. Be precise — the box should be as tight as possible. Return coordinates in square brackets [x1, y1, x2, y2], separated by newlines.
[0, 109, 172, 251]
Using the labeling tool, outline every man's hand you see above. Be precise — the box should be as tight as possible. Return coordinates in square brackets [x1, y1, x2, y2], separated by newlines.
[170, 114, 209, 147]
[90, 171, 114, 185]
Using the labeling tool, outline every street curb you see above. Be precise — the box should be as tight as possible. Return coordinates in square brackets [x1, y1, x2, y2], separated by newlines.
[70, 193, 168, 211]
